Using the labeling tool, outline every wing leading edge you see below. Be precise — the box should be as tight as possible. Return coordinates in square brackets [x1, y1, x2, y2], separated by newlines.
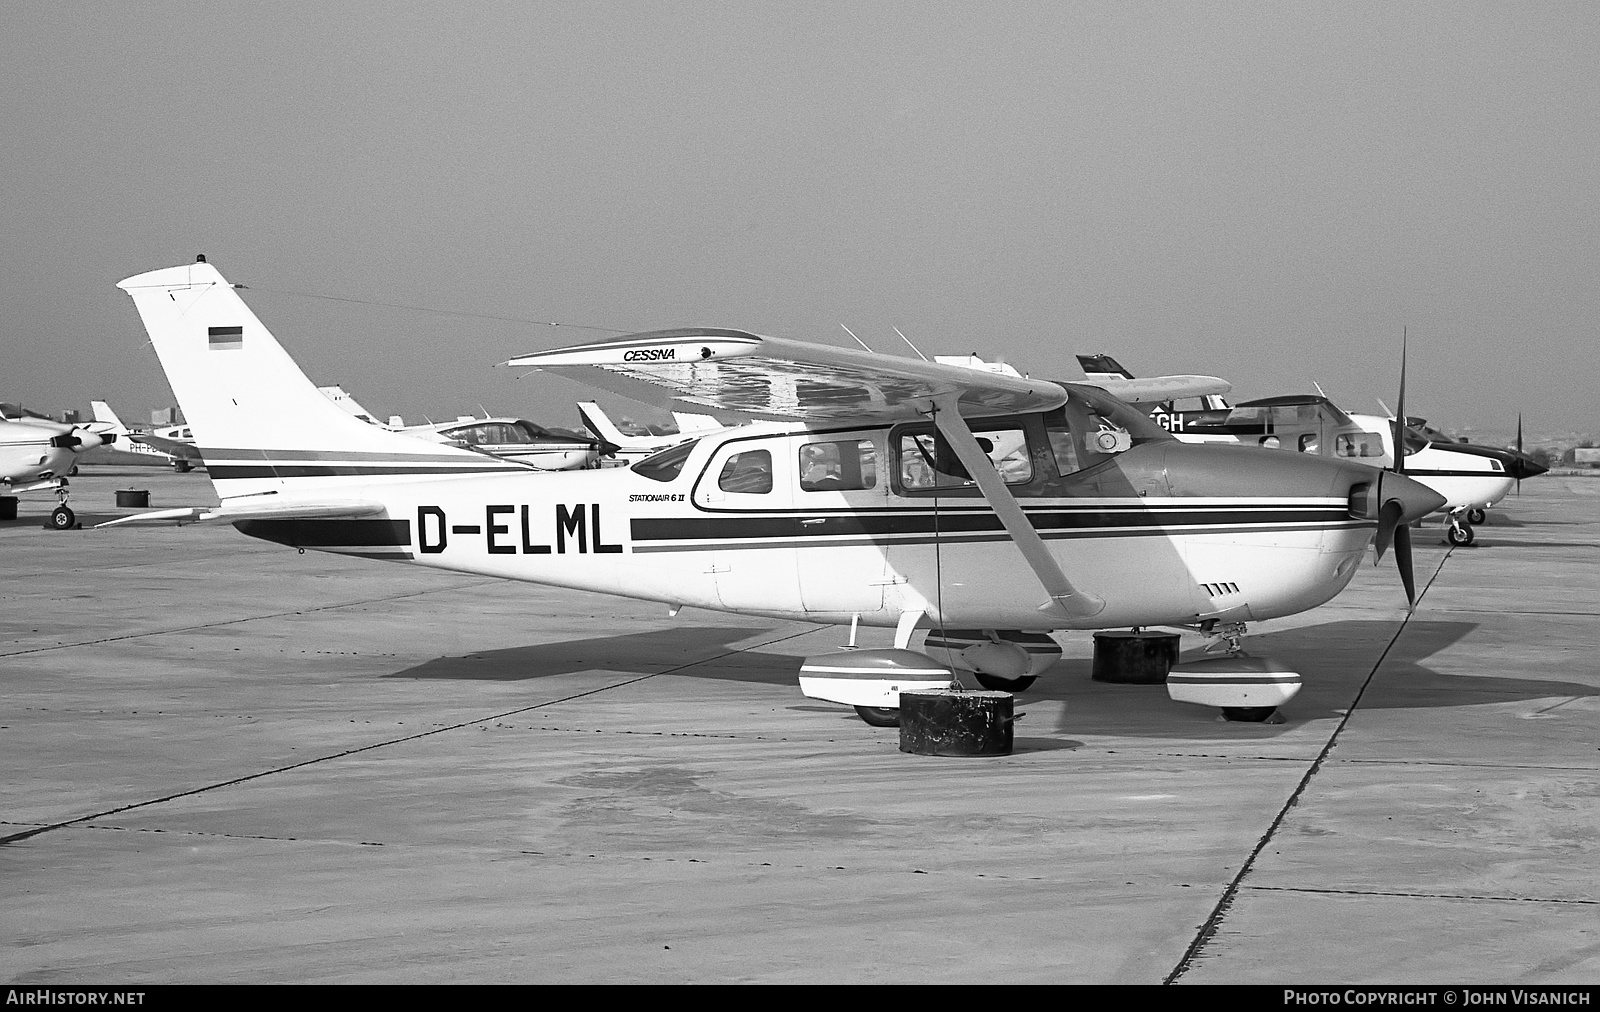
[505, 329, 1069, 422]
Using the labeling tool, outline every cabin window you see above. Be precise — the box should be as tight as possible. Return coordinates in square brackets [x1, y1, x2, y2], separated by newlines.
[1335, 433, 1384, 458]
[799, 439, 876, 492]
[1299, 433, 1319, 453]
[633, 438, 698, 482]
[897, 423, 1032, 491]
[718, 449, 773, 494]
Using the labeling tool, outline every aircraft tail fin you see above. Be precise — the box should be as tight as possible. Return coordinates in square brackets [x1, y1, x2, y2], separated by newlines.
[576, 401, 659, 450]
[670, 410, 723, 435]
[1076, 353, 1136, 381]
[90, 400, 125, 430]
[115, 258, 527, 500]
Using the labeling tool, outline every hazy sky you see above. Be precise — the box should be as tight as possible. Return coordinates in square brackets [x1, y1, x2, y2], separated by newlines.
[5, 2, 1597, 436]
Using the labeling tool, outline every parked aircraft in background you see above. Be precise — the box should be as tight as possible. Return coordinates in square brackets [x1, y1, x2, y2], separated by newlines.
[319, 384, 613, 470]
[575, 401, 727, 465]
[396, 414, 614, 470]
[0, 415, 117, 527]
[104, 259, 1444, 729]
[1076, 354, 1233, 413]
[1076, 355, 1521, 546]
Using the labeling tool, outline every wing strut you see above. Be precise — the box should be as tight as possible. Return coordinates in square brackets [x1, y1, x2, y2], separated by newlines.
[930, 395, 1105, 619]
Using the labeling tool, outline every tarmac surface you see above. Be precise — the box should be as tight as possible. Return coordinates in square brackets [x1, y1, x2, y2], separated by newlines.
[2, 466, 1596, 984]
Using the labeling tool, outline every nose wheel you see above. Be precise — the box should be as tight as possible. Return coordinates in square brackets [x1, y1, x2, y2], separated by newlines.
[47, 484, 77, 530]
[1447, 520, 1475, 546]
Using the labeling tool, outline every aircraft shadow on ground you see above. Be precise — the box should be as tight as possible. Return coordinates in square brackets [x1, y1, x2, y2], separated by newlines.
[1032, 618, 1598, 741]
[386, 625, 804, 686]
[384, 618, 1596, 742]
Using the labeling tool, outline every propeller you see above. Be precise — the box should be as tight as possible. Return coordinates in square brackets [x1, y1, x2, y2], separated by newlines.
[1516, 413, 1523, 496]
[1372, 327, 1427, 609]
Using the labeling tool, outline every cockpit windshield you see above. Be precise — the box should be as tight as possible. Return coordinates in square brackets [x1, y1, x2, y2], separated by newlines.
[633, 438, 699, 482]
[1064, 385, 1173, 443]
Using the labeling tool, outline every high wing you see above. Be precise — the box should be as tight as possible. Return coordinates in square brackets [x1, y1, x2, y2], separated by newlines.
[508, 329, 1103, 618]
[505, 329, 1068, 422]
[97, 498, 385, 528]
[1084, 374, 1231, 405]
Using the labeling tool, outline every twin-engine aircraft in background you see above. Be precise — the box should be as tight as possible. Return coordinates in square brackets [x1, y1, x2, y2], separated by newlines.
[1, 414, 117, 527]
[103, 258, 1443, 726]
[1075, 354, 1527, 546]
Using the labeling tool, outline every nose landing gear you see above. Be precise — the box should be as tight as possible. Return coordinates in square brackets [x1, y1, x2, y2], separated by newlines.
[1167, 623, 1301, 723]
[47, 482, 77, 530]
[1446, 509, 1476, 546]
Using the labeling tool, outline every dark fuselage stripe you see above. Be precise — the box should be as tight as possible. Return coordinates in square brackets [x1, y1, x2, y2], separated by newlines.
[628, 521, 1367, 553]
[630, 508, 1351, 544]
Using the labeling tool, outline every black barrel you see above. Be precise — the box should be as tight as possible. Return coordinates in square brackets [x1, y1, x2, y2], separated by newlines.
[898, 689, 1013, 756]
[116, 489, 150, 508]
[1091, 630, 1180, 684]
[0, 496, 16, 521]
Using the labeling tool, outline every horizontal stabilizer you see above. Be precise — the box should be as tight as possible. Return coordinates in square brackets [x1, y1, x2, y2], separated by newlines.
[132, 433, 203, 460]
[96, 499, 385, 529]
[1087, 375, 1231, 404]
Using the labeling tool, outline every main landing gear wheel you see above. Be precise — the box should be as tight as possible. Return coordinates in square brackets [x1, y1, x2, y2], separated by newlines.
[1466, 508, 1487, 525]
[172, 460, 192, 473]
[1447, 523, 1475, 546]
[854, 706, 900, 728]
[49, 505, 76, 530]
[1221, 706, 1277, 723]
[972, 673, 1038, 693]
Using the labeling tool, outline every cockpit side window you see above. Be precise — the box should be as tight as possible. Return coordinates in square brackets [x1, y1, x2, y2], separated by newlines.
[718, 449, 773, 494]
[1043, 409, 1081, 477]
[896, 422, 1031, 492]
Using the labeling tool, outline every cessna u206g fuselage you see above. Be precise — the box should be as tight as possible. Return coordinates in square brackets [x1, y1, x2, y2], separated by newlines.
[105, 259, 1443, 722]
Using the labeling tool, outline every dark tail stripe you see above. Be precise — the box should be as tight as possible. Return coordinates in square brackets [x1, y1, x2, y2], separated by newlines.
[210, 464, 519, 479]
[234, 519, 411, 547]
[197, 447, 511, 464]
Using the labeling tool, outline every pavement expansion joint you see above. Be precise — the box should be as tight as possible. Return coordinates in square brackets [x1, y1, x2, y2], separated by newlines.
[1150, 751, 1315, 763]
[1242, 884, 1600, 906]
[1165, 547, 1455, 984]
[489, 723, 745, 739]
[0, 581, 506, 661]
[1338, 757, 1600, 772]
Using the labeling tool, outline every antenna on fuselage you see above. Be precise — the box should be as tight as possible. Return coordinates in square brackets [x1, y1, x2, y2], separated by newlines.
[839, 325, 874, 353]
[893, 327, 929, 362]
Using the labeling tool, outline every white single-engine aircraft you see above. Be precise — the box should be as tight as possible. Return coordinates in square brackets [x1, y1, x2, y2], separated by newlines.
[574, 400, 727, 466]
[104, 258, 1444, 725]
[1, 415, 117, 527]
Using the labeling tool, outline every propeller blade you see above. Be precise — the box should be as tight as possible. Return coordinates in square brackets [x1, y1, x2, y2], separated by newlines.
[1516, 413, 1524, 496]
[1395, 521, 1416, 608]
[1392, 328, 1408, 475]
[1375, 498, 1402, 562]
